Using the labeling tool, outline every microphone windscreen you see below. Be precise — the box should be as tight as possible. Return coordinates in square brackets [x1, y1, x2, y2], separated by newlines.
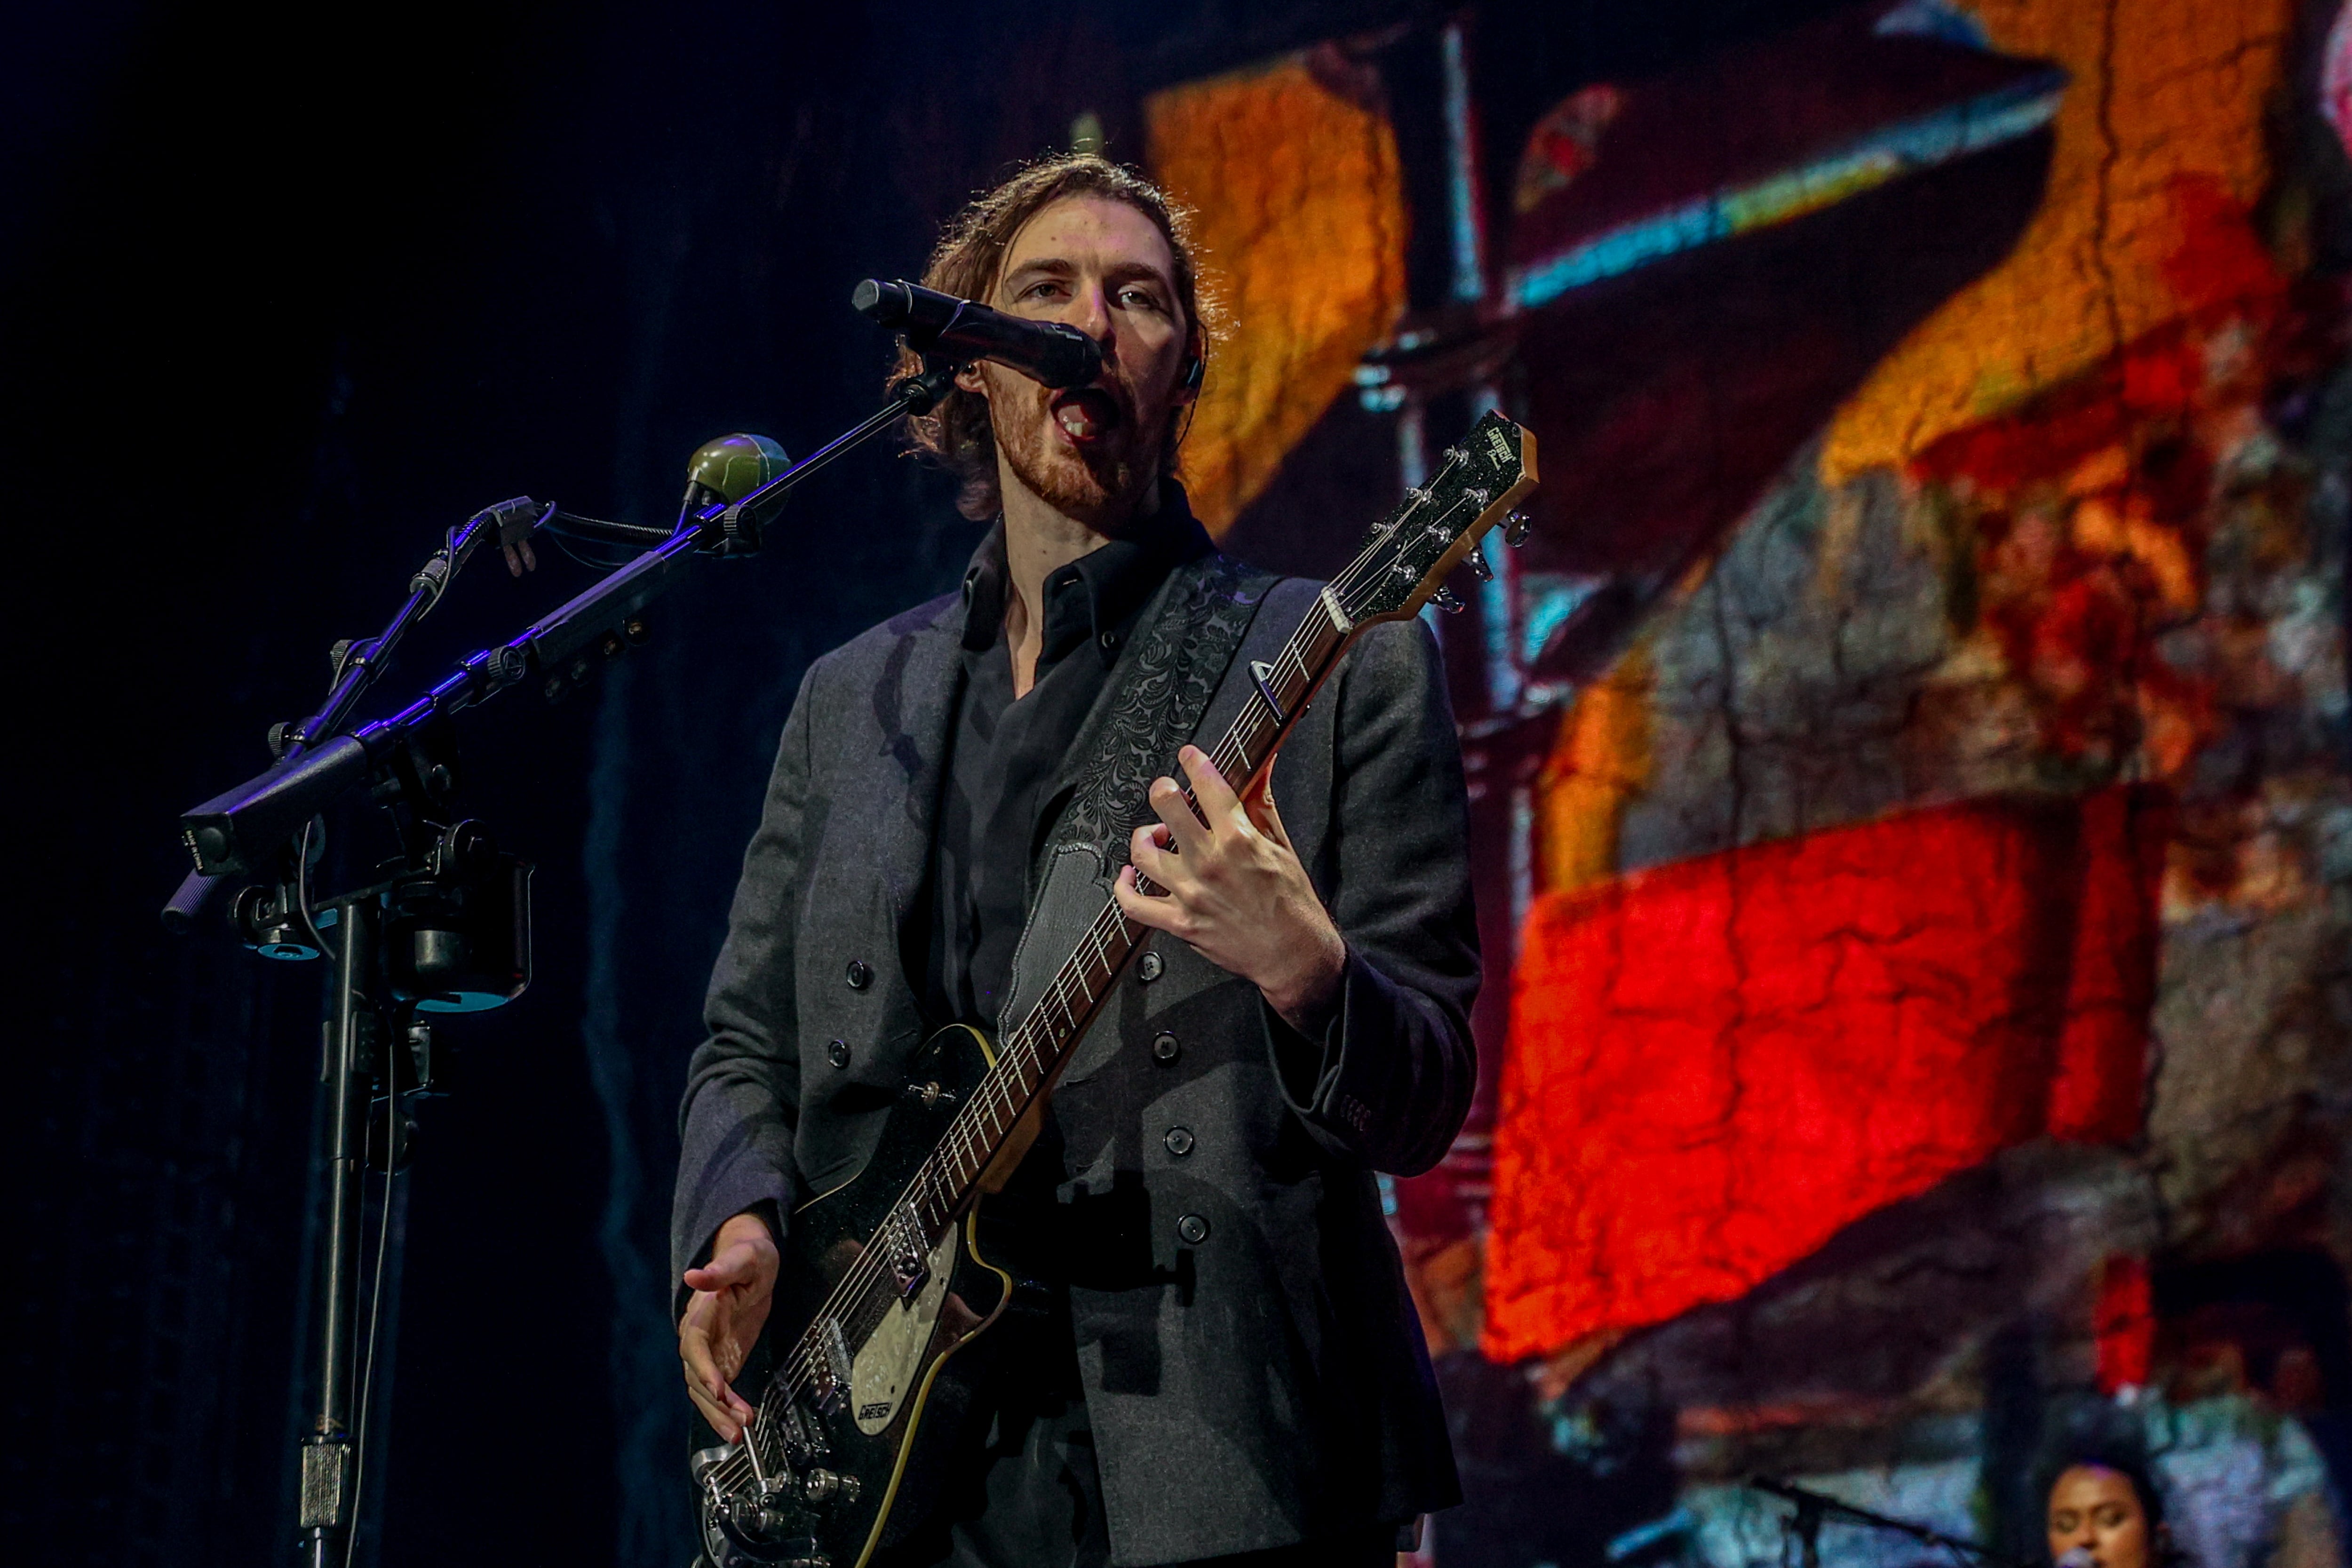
[854, 279, 966, 334]
[852, 279, 912, 327]
[685, 434, 791, 503]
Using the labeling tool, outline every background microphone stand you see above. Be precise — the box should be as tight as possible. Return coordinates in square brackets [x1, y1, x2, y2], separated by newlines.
[167, 361, 955, 1568]
[1748, 1476, 2033, 1568]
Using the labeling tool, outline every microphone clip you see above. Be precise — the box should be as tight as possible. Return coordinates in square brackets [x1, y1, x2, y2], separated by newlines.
[712, 502, 762, 558]
[891, 357, 960, 417]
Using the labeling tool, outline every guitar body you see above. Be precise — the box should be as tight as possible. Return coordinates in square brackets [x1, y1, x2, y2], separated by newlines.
[694, 1025, 1011, 1568]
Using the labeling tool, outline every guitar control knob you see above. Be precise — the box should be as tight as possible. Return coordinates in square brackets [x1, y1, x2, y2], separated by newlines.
[803, 1468, 862, 1506]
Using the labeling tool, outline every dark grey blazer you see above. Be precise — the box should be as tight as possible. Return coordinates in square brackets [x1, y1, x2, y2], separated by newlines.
[672, 562, 1479, 1566]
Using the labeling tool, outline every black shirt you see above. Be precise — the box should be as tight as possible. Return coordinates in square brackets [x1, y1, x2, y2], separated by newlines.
[920, 499, 1213, 1034]
[913, 494, 1212, 1276]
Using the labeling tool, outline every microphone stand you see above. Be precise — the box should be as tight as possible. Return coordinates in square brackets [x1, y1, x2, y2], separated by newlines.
[166, 361, 956, 1568]
[1748, 1477, 2032, 1568]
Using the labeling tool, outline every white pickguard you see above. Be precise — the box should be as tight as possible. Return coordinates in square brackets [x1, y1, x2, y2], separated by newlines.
[849, 1229, 956, 1435]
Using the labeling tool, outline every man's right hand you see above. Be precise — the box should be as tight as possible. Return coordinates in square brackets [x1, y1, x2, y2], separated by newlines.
[679, 1210, 780, 1442]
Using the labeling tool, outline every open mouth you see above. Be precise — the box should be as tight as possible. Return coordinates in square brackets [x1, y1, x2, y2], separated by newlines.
[1050, 388, 1123, 444]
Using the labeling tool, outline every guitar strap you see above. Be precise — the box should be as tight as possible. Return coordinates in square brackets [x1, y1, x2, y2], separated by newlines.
[999, 550, 1283, 1047]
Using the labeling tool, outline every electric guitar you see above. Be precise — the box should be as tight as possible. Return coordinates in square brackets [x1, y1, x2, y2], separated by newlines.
[691, 411, 1537, 1568]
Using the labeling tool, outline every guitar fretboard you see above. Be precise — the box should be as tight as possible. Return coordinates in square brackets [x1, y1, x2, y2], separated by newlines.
[903, 584, 1354, 1234]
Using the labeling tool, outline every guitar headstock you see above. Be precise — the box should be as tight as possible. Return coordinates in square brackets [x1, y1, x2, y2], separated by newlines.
[1332, 411, 1539, 626]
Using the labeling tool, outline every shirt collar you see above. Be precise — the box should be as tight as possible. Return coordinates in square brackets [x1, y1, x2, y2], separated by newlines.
[958, 482, 1215, 662]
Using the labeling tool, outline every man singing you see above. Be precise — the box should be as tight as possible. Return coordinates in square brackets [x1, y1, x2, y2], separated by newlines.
[671, 152, 1479, 1568]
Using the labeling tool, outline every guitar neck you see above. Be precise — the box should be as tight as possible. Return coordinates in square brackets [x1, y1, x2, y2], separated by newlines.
[905, 584, 1358, 1232]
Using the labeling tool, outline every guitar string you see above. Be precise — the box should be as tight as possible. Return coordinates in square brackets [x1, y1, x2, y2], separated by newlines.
[712, 468, 1500, 1488]
[709, 446, 1506, 1488]
[838, 447, 1493, 1220]
[715, 478, 1491, 1489]
[744, 610, 1327, 1423]
[725, 673, 1293, 1479]
[747, 597, 1337, 1419]
[723, 590, 1447, 1488]
[743, 582, 1408, 1460]
[717, 644, 1319, 1484]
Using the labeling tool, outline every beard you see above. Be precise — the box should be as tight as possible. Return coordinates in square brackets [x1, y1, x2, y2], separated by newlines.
[989, 382, 1164, 529]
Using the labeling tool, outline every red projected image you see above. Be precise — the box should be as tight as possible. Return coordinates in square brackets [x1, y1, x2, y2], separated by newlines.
[1146, 0, 2352, 1559]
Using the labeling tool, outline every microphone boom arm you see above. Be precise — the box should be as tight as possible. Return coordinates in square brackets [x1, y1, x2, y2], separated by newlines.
[170, 360, 959, 897]
[1748, 1477, 2032, 1568]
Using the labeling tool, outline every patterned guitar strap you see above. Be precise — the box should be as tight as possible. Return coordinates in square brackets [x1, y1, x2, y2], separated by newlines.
[999, 550, 1282, 1055]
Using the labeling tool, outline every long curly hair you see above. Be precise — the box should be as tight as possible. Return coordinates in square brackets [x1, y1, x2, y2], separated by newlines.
[896, 152, 1218, 521]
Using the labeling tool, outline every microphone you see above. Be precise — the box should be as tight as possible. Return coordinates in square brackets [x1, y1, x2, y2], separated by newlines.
[2058, 1551, 2096, 1568]
[682, 432, 791, 518]
[532, 435, 792, 554]
[853, 279, 1103, 390]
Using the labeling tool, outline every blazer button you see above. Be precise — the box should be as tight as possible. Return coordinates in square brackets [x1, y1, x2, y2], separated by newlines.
[826, 1039, 851, 1069]
[1176, 1213, 1209, 1245]
[1151, 1031, 1180, 1065]
[1137, 951, 1164, 982]
[1163, 1126, 1194, 1156]
[845, 959, 873, 990]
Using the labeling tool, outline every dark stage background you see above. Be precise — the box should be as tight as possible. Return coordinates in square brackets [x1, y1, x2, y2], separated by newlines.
[1, 3, 1865, 1563]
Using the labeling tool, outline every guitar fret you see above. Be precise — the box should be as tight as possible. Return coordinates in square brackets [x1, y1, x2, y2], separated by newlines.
[909, 527, 1383, 1229]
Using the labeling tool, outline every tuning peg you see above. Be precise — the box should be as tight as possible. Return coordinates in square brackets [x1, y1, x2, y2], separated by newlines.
[1430, 587, 1467, 614]
[1464, 544, 1494, 582]
[1504, 511, 1533, 548]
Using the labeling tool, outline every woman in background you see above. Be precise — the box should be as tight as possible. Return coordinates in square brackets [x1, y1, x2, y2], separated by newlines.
[2045, 1446, 2178, 1568]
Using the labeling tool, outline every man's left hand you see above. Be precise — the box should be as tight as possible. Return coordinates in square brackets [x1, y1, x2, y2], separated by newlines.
[1114, 744, 1345, 1032]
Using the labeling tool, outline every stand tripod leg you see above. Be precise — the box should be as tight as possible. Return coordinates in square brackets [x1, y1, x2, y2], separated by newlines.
[298, 899, 373, 1568]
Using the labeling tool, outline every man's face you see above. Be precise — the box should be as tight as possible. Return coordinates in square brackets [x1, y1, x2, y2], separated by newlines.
[966, 193, 1195, 530]
[2047, 1466, 2152, 1568]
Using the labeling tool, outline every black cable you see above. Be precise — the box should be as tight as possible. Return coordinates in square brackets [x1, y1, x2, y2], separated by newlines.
[543, 531, 642, 572]
[343, 1042, 402, 1568]
[295, 819, 338, 966]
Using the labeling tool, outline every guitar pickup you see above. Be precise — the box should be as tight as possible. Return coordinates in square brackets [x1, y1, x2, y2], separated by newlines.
[814, 1317, 852, 1415]
[783, 1397, 827, 1467]
[887, 1208, 931, 1301]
